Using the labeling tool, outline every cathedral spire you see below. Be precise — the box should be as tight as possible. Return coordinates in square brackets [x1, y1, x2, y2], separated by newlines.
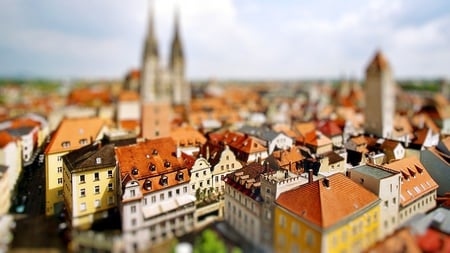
[144, 0, 159, 59]
[170, 5, 184, 69]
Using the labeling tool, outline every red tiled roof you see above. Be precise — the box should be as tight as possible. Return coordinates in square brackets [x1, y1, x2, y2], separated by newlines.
[0, 131, 16, 148]
[317, 120, 343, 137]
[115, 137, 189, 195]
[384, 156, 438, 206]
[171, 125, 207, 147]
[276, 173, 379, 228]
[45, 117, 105, 154]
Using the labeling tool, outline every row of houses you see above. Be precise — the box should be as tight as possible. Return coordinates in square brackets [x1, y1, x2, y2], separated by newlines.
[43, 113, 450, 252]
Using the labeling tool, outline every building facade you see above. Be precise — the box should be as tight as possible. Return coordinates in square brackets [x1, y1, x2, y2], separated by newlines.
[62, 142, 117, 229]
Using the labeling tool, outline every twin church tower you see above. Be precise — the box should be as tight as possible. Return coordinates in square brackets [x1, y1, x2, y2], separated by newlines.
[139, 2, 190, 106]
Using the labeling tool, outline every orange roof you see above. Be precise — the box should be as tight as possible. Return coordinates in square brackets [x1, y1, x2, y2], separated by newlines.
[366, 50, 389, 72]
[0, 131, 16, 148]
[276, 173, 379, 228]
[45, 117, 105, 154]
[272, 124, 297, 138]
[171, 125, 207, 147]
[120, 119, 140, 131]
[294, 122, 316, 136]
[67, 87, 112, 106]
[118, 90, 140, 102]
[317, 120, 342, 137]
[384, 156, 438, 206]
[115, 137, 189, 195]
[304, 131, 332, 147]
[9, 118, 41, 129]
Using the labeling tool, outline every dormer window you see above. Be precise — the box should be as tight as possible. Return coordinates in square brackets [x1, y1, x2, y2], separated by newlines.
[79, 138, 88, 145]
[176, 171, 184, 181]
[164, 160, 171, 168]
[149, 163, 156, 171]
[160, 175, 168, 186]
[61, 141, 71, 148]
[143, 179, 152, 190]
[96, 157, 102, 164]
[152, 149, 158, 155]
[131, 167, 139, 175]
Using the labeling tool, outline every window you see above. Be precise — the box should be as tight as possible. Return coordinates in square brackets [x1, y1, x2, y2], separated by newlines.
[306, 231, 314, 246]
[80, 202, 86, 211]
[384, 200, 388, 208]
[58, 190, 63, 197]
[108, 183, 113, 191]
[95, 185, 100, 194]
[130, 189, 135, 197]
[131, 218, 136, 226]
[95, 157, 102, 164]
[176, 189, 180, 195]
[57, 167, 63, 173]
[95, 199, 101, 208]
[160, 193, 165, 201]
[80, 175, 85, 183]
[183, 186, 187, 193]
[79, 138, 88, 145]
[131, 205, 136, 213]
[61, 141, 70, 148]
[151, 196, 156, 203]
[291, 223, 299, 236]
[57, 178, 63, 184]
[57, 156, 62, 161]
[80, 188, 86, 197]
[279, 215, 286, 228]
[94, 172, 99, 181]
[107, 170, 113, 178]
[108, 196, 114, 205]
[168, 191, 172, 198]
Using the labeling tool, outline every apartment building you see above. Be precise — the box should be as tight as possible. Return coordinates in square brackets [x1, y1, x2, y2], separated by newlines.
[115, 137, 195, 252]
[62, 142, 117, 229]
[44, 117, 106, 216]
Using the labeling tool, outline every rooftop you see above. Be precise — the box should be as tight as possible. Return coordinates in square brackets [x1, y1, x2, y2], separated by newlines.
[352, 164, 398, 180]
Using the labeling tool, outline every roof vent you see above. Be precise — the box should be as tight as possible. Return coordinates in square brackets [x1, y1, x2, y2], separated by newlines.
[152, 149, 158, 155]
[176, 171, 184, 181]
[323, 178, 330, 188]
[143, 179, 152, 190]
[414, 165, 423, 174]
[164, 160, 171, 168]
[131, 167, 138, 175]
[160, 175, 168, 186]
[149, 163, 156, 171]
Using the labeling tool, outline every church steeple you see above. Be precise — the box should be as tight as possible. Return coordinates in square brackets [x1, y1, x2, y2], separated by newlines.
[140, 0, 160, 103]
[170, 6, 184, 69]
[144, 0, 159, 60]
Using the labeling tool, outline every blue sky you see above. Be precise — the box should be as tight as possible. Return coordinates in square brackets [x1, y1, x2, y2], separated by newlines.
[0, 0, 449, 80]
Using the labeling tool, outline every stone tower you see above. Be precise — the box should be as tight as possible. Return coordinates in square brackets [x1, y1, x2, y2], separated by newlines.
[140, 2, 159, 103]
[364, 50, 395, 138]
[169, 8, 189, 106]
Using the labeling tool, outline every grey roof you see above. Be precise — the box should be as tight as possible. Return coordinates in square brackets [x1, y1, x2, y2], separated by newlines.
[5, 126, 36, 136]
[238, 125, 280, 142]
[352, 164, 397, 179]
[63, 142, 116, 173]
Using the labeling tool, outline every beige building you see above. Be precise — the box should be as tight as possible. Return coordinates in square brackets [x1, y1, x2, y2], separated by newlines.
[0, 165, 10, 215]
[383, 157, 438, 225]
[44, 117, 107, 216]
[62, 143, 117, 229]
[364, 50, 395, 138]
[349, 164, 401, 239]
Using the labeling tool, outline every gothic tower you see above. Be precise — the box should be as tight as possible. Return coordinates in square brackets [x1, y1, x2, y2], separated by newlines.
[169, 8, 190, 106]
[140, 2, 159, 103]
[364, 50, 395, 138]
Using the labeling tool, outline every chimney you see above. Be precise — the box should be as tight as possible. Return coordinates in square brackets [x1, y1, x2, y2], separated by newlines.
[176, 142, 181, 158]
[346, 170, 351, 178]
[308, 169, 313, 184]
[206, 145, 210, 160]
[323, 178, 330, 188]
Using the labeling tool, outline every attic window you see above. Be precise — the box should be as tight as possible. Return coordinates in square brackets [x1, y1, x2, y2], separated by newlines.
[131, 167, 139, 175]
[61, 141, 71, 148]
[164, 160, 171, 168]
[96, 157, 102, 164]
[160, 175, 168, 186]
[415, 165, 423, 174]
[176, 171, 184, 181]
[152, 149, 158, 155]
[143, 179, 152, 190]
[79, 138, 88, 145]
[149, 163, 156, 171]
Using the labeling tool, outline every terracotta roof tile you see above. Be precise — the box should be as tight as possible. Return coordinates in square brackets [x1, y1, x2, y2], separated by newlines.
[171, 125, 207, 147]
[383, 156, 438, 206]
[0, 131, 16, 148]
[115, 137, 189, 194]
[276, 173, 379, 228]
[317, 120, 343, 137]
[45, 117, 105, 154]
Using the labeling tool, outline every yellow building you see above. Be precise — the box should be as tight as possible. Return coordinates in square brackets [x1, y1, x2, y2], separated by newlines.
[45, 117, 106, 216]
[274, 173, 380, 253]
[63, 142, 117, 229]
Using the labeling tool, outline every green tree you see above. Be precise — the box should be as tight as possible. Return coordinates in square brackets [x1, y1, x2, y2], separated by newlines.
[193, 229, 227, 253]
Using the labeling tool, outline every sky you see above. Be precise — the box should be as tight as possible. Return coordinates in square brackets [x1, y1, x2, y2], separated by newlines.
[0, 0, 449, 81]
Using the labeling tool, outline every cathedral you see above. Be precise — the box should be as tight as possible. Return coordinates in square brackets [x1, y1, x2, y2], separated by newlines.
[125, 3, 190, 107]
